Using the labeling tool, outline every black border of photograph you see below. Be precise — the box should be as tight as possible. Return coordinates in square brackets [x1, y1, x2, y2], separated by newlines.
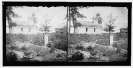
[3, 2, 131, 66]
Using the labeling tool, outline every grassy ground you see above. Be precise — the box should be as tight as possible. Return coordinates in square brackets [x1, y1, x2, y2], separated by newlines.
[6, 33, 67, 62]
[6, 32, 128, 62]
[68, 33, 128, 62]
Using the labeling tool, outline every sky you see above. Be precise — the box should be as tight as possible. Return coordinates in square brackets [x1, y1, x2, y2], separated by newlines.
[12, 6, 67, 32]
[79, 7, 128, 32]
[11, 6, 128, 32]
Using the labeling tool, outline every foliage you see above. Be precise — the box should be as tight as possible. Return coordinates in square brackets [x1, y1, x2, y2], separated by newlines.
[54, 33, 67, 51]
[6, 33, 13, 45]
[112, 39, 128, 51]
[52, 25, 68, 51]
[6, 34, 46, 46]
[104, 13, 118, 33]
[104, 24, 115, 33]
[31, 35, 44, 46]
[6, 33, 68, 62]
[39, 24, 50, 33]
[69, 34, 110, 46]
[31, 12, 37, 24]
[92, 13, 103, 24]
[66, 7, 86, 33]
[39, 14, 51, 33]
[6, 50, 18, 62]
[6, 34, 28, 45]
[70, 52, 84, 61]
[6, 6, 20, 33]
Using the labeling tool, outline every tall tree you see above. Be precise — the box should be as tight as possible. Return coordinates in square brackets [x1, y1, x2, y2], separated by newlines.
[104, 13, 118, 45]
[39, 14, 51, 34]
[39, 22, 50, 34]
[39, 14, 51, 45]
[67, 7, 86, 34]
[6, 6, 20, 33]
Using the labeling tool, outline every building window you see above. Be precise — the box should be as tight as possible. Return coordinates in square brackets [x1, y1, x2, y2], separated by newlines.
[21, 28, 23, 32]
[94, 28, 96, 32]
[86, 28, 88, 32]
[29, 28, 31, 32]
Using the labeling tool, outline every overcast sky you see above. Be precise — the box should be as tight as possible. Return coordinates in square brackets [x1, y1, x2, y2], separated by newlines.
[12, 6, 128, 32]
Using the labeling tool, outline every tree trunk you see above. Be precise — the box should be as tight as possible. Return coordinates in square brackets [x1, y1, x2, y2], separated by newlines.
[109, 31, 110, 46]
[69, 20, 71, 34]
[43, 33, 45, 46]
[74, 27, 76, 34]
[73, 18, 76, 34]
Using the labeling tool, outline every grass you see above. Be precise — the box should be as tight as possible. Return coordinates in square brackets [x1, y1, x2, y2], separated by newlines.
[69, 33, 110, 46]
[6, 33, 67, 62]
[6, 32, 128, 62]
[68, 33, 128, 62]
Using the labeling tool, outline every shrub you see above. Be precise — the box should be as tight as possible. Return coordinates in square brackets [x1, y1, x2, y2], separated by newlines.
[75, 45, 84, 50]
[54, 33, 67, 51]
[31, 35, 44, 46]
[28, 45, 43, 53]
[109, 53, 127, 61]
[69, 34, 110, 46]
[94, 45, 117, 56]
[96, 39, 110, 46]
[113, 39, 128, 52]
[70, 52, 84, 61]
[12, 34, 28, 42]
[6, 34, 12, 45]
[114, 33, 128, 41]
[6, 50, 18, 62]
[6, 34, 29, 45]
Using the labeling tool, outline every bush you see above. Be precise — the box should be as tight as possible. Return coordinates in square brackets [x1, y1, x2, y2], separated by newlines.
[69, 34, 110, 46]
[96, 39, 110, 46]
[93, 45, 117, 56]
[6, 50, 18, 62]
[6, 34, 12, 45]
[109, 53, 127, 61]
[12, 34, 28, 42]
[6, 45, 19, 51]
[69, 52, 84, 61]
[53, 33, 67, 51]
[75, 45, 84, 50]
[113, 39, 128, 52]
[6, 34, 29, 45]
[31, 35, 44, 46]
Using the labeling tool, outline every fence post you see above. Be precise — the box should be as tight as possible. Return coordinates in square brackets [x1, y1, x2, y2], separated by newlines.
[45, 34, 48, 46]
[110, 34, 114, 46]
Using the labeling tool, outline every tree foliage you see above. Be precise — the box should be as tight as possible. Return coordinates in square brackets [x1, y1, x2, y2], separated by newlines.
[104, 24, 115, 32]
[6, 6, 20, 28]
[92, 13, 103, 24]
[39, 23, 50, 33]
[104, 13, 118, 33]
[66, 7, 86, 34]
[31, 12, 37, 24]
[39, 14, 51, 34]
[96, 13, 103, 24]
[70, 7, 86, 27]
